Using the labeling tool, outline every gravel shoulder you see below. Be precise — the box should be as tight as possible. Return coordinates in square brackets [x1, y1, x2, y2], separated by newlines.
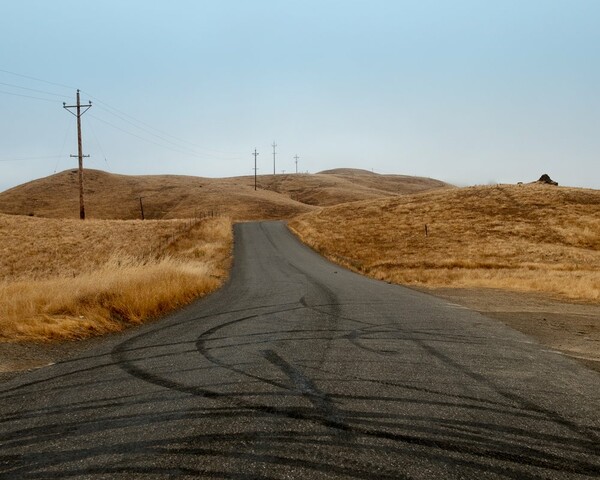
[416, 286, 600, 373]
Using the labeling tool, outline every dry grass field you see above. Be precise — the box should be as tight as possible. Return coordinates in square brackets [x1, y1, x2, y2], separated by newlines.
[290, 183, 600, 302]
[0, 168, 448, 220]
[0, 214, 232, 342]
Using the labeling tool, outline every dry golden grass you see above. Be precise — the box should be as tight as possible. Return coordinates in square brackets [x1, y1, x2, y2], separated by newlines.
[289, 184, 600, 302]
[0, 168, 448, 220]
[0, 214, 232, 342]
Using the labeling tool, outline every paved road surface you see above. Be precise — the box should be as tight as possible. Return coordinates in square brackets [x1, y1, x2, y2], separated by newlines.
[1, 221, 599, 479]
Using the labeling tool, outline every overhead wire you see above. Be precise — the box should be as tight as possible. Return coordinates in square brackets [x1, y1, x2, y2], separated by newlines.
[54, 121, 73, 173]
[81, 90, 244, 158]
[0, 81, 70, 99]
[91, 103, 208, 157]
[87, 116, 110, 171]
[0, 67, 75, 90]
[1, 67, 244, 167]
[0, 155, 63, 163]
[0, 89, 59, 103]
[88, 113, 217, 160]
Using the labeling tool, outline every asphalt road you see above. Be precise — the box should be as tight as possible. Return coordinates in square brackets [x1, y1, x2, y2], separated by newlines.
[1, 221, 599, 479]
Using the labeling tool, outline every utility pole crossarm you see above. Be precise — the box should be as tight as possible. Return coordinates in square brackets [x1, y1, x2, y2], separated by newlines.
[63, 103, 92, 116]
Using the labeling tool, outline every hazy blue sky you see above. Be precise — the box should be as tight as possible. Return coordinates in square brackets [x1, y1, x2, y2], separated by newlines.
[1, 0, 599, 191]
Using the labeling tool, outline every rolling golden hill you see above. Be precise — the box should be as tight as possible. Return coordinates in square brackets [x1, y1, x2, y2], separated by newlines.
[256, 168, 450, 206]
[289, 183, 600, 302]
[0, 168, 449, 220]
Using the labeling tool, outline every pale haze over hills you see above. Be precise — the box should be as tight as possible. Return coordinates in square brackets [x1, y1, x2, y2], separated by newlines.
[1, 1, 599, 192]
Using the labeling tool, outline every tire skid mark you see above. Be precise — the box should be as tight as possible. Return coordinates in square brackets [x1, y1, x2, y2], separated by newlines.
[107, 222, 600, 477]
[112, 312, 600, 476]
[261, 349, 350, 436]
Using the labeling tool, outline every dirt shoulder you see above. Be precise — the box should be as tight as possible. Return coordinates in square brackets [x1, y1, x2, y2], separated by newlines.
[0, 337, 106, 383]
[416, 286, 600, 373]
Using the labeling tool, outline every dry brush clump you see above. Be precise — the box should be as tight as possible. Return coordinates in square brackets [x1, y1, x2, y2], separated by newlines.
[0, 214, 232, 342]
[289, 184, 600, 302]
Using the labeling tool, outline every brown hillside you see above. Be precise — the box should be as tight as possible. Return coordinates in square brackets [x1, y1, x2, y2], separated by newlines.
[0, 170, 314, 221]
[290, 183, 600, 302]
[0, 168, 449, 219]
[319, 168, 450, 197]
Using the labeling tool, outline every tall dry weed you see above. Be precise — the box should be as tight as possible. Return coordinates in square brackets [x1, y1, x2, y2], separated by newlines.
[0, 215, 232, 342]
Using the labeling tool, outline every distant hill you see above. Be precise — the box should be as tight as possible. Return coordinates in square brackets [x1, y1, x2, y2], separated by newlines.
[242, 169, 450, 207]
[0, 168, 450, 220]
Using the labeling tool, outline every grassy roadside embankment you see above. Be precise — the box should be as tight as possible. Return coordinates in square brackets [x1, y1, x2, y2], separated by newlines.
[289, 184, 600, 302]
[0, 214, 232, 342]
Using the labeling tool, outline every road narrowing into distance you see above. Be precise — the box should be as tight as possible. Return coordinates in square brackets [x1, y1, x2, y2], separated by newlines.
[0, 221, 599, 479]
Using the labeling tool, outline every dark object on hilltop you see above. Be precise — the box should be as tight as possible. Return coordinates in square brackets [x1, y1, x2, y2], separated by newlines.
[537, 174, 558, 186]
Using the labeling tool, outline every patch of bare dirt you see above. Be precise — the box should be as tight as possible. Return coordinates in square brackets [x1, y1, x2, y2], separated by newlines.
[0, 335, 111, 382]
[419, 287, 600, 373]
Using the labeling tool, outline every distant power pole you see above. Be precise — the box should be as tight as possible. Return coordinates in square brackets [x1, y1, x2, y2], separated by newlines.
[63, 90, 92, 220]
[253, 148, 259, 190]
[272, 141, 277, 175]
[294, 155, 299, 174]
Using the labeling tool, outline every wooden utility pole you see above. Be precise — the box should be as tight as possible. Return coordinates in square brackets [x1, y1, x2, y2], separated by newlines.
[253, 148, 259, 190]
[63, 90, 92, 219]
[272, 141, 277, 175]
[139, 197, 145, 220]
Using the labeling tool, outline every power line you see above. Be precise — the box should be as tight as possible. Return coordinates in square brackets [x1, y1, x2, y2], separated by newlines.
[0, 88, 58, 103]
[82, 91, 243, 158]
[0, 67, 241, 157]
[88, 113, 224, 160]
[53, 121, 73, 174]
[0, 81, 70, 99]
[0, 68, 247, 170]
[0, 67, 75, 90]
[0, 155, 63, 163]
[87, 117, 110, 171]
[91, 103, 217, 159]
[0, 68, 243, 162]
[90, 108, 243, 162]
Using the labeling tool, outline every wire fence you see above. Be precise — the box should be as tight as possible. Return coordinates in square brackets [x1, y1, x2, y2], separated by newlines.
[149, 209, 222, 259]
